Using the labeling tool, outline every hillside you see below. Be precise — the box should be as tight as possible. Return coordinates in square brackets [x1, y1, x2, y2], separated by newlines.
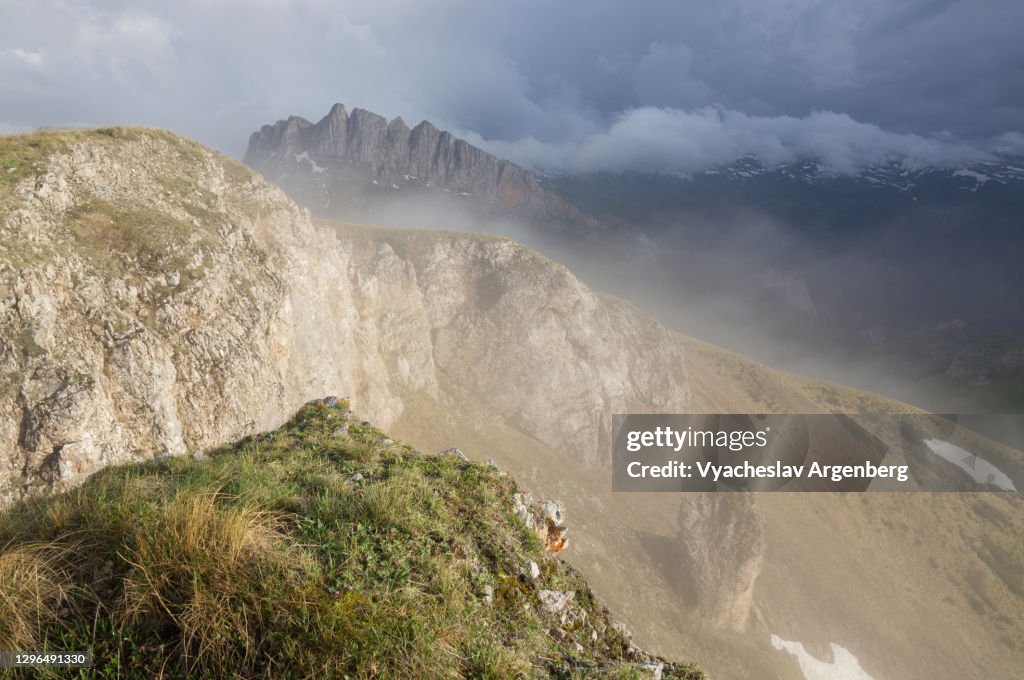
[1, 128, 1022, 679]
[0, 397, 701, 678]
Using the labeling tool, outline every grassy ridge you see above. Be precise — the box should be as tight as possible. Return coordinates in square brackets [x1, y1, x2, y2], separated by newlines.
[0, 401, 702, 679]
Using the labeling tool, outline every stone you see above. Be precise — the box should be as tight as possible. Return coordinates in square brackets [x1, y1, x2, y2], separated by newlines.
[524, 559, 540, 581]
[512, 493, 535, 529]
[439, 447, 467, 460]
[332, 426, 348, 437]
[634, 661, 664, 679]
[538, 589, 575, 614]
[535, 500, 568, 553]
[303, 395, 339, 405]
[346, 472, 364, 484]
[484, 459, 506, 476]
[481, 584, 494, 605]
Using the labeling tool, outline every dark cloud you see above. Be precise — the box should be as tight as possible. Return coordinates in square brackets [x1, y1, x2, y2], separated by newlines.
[0, 0, 1020, 172]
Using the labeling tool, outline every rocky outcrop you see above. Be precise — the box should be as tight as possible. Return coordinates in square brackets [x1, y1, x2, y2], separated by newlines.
[244, 103, 582, 222]
[676, 494, 766, 632]
[0, 128, 690, 504]
[514, 492, 569, 553]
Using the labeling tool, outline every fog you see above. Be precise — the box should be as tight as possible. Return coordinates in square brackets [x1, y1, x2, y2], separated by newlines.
[320, 184, 1024, 435]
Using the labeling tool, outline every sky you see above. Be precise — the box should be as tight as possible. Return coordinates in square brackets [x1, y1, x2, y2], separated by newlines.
[1, 0, 1022, 173]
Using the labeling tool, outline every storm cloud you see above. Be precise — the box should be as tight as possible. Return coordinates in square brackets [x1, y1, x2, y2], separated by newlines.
[1, 0, 1021, 172]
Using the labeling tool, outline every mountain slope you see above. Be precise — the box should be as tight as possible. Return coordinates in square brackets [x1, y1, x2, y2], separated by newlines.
[0, 397, 702, 678]
[1, 128, 1022, 679]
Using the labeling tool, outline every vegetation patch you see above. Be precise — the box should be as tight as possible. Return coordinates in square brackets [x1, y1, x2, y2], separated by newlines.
[63, 198, 212, 298]
[0, 401, 703, 679]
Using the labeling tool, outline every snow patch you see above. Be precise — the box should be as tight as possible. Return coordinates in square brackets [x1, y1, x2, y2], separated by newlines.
[293, 151, 326, 173]
[771, 635, 873, 680]
[953, 169, 989, 190]
[923, 439, 1016, 491]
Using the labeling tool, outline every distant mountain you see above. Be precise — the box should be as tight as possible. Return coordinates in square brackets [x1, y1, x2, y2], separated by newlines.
[543, 155, 1024, 243]
[245, 103, 584, 225]
[545, 154, 1024, 342]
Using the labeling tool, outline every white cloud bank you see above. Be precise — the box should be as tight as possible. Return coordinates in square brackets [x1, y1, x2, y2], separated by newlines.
[474, 107, 1002, 175]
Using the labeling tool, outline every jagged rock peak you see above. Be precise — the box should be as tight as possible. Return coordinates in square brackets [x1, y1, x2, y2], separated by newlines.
[244, 102, 581, 220]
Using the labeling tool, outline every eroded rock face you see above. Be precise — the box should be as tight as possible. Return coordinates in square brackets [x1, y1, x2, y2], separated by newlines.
[0, 129, 692, 504]
[244, 103, 581, 222]
[677, 494, 766, 632]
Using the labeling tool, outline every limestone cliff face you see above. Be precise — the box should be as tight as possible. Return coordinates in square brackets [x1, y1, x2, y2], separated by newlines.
[0, 128, 688, 505]
[244, 103, 581, 222]
[677, 494, 765, 632]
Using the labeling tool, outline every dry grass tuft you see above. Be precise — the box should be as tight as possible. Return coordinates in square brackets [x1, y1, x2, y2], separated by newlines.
[0, 543, 72, 651]
[121, 489, 292, 670]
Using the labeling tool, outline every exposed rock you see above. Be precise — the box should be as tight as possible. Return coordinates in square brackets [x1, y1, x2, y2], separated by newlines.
[306, 395, 340, 407]
[244, 103, 585, 224]
[439, 447, 468, 460]
[676, 494, 766, 633]
[539, 589, 575, 614]
[524, 559, 540, 581]
[535, 500, 569, 553]
[634, 661, 664, 679]
[513, 493, 535, 530]
[511, 494, 569, 552]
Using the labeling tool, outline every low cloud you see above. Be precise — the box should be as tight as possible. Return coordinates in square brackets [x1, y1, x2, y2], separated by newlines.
[1, 48, 44, 66]
[474, 107, 999, 175]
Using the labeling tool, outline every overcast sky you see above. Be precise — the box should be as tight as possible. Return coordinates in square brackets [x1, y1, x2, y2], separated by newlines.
[1, 0, 1022, 173]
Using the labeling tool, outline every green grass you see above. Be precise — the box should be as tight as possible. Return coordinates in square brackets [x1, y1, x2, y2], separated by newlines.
[0, 401, 702, 679]
[64, 197, 212, 291]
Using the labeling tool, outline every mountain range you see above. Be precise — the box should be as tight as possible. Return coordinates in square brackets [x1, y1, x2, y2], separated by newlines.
[245, 103, 585, 226]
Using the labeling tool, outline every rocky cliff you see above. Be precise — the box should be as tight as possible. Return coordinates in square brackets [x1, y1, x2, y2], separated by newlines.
[244, 103, 583, 223]
[0, 127, 686, 505]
